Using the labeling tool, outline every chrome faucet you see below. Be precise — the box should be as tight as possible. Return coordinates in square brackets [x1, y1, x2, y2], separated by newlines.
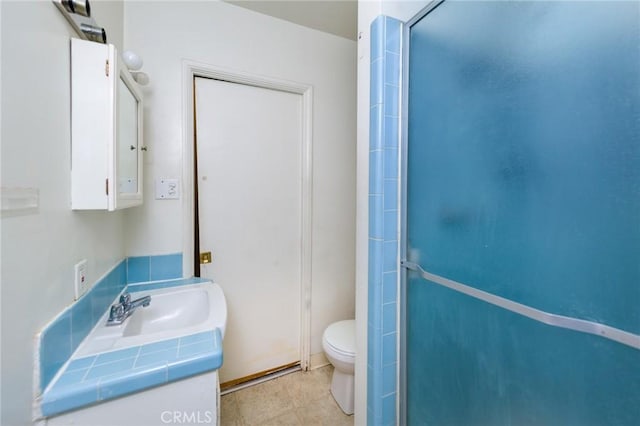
[106, 292, 151, 326]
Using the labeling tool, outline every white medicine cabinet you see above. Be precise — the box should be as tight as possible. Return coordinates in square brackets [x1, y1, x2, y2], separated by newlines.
[71, 38, 144, 210]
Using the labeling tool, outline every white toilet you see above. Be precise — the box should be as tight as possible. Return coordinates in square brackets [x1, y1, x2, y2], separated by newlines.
[322, 319, 356, 415]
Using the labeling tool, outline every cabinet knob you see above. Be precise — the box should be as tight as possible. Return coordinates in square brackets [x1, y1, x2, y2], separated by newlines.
[130, 145, 136, 151]
[140, 146, 148, 151]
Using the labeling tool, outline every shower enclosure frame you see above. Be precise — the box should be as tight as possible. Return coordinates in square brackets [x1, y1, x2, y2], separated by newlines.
[398, 2, 444, 425]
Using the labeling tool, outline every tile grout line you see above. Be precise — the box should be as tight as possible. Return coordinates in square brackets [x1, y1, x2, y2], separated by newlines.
[80, 356, 98, 382]
[131, 346, 142, 370]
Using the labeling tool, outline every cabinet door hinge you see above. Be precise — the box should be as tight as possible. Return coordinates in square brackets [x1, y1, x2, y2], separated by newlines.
[106, 178, 109, 195]
[105, 59, 109, 77]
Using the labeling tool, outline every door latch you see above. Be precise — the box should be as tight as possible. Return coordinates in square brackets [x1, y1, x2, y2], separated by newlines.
[200, 251, 212, 264]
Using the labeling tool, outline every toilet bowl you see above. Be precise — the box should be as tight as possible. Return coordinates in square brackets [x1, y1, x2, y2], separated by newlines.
[322, 319, 356, 415]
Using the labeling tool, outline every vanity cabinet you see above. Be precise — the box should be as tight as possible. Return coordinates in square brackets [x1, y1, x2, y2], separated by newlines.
[71, 38, 144, 210]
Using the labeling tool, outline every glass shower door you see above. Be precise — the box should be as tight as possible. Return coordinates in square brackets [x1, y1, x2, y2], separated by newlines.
[404, 1, 640, 424]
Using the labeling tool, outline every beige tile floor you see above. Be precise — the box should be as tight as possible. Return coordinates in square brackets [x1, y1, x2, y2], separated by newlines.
[220, 365, 354, 426]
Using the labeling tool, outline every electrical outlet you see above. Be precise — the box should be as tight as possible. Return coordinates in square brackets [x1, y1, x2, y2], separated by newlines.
[74, 259, 88, 300]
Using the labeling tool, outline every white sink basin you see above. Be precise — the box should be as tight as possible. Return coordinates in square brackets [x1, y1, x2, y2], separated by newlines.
[75, 282, 227, 357]
[123, 288, 210, 337]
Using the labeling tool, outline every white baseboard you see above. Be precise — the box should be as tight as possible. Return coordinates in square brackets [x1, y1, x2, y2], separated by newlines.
[309, 352, 330, 370]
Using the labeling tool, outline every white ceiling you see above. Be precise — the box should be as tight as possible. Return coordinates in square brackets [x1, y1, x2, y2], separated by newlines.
[224, 0, 358, 40]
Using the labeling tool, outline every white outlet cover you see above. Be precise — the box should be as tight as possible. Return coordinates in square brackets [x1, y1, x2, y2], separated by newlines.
[155, 178, 180, 200]
[74, 259, 88, 300]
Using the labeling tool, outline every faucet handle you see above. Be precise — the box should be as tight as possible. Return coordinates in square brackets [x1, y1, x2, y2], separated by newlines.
[109, 304, 124, 321]
[119, 292, 131, 306]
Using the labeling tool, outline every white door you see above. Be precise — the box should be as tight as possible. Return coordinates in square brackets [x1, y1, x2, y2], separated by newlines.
[194, 77, 302, 384]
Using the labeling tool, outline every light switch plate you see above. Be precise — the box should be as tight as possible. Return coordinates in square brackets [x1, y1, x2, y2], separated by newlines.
[155, 178, 180, 199]
[74, 259, 88, 300]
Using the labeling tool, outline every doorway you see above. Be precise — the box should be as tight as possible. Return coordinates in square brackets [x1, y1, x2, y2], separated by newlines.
[183, 64, 314, 387]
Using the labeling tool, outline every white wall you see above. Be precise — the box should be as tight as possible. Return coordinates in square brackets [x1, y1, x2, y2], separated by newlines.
[122, 1, 356, 357]
[381, 0, 430, 22]
[0, 2, 125, 424]
[355, 1, 428, 424]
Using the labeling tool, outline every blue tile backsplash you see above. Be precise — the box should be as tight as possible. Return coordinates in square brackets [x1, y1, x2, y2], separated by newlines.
[39, 311, 73, 392]
[39, 261, 126, 392]
[149, 253, 183, 282]
[127, 253, 183, 283]
[38, 253, 184, 393]
[368, 15, 402, 426]
[125, 256, 150, 283]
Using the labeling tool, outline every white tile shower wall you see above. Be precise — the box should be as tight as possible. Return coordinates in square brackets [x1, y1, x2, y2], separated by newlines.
[122, 1, 357, 357]
[0, 2, 125, 425]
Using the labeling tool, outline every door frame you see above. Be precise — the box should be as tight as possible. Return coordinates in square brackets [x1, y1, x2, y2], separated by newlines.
[181, 59, 314, 371]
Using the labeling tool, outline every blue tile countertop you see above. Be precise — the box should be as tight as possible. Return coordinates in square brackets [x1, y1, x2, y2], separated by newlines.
[39, 277, 223, 418]
[41, 329, 223, 417]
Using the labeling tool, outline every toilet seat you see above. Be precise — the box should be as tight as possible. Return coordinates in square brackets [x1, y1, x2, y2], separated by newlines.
[324, 340, 355, 358]
[323, 320, 355, 358]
